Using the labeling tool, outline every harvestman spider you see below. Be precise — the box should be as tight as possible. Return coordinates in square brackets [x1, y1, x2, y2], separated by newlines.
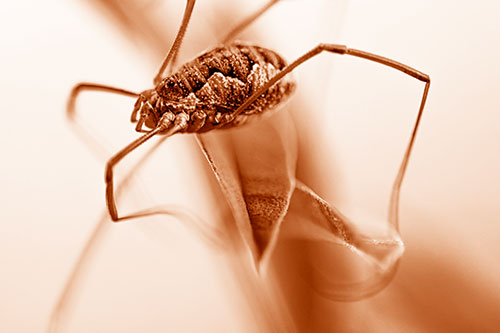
[67, 0, 430, 226]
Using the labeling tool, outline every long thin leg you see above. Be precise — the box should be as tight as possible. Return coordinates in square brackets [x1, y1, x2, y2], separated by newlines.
[234, 44, 429, 116]
[389, 81, 430, 228]
[105, 115, 189, 221]
[153, 0, 196, 85]
[221, 0, 280, 44]
[233, 43, 430, 227]
[105, 126, 165, 221]
[66, 82, 140, 160]
[67, 82, 139, 120]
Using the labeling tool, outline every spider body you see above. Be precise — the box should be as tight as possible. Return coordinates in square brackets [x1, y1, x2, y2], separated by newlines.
[133, 42, 295, 134]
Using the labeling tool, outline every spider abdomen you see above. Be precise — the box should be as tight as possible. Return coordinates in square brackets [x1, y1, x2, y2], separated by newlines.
[156, 42, 296, 133]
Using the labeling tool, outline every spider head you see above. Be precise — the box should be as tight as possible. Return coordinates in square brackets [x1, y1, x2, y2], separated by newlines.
[131, 89, 162, 132]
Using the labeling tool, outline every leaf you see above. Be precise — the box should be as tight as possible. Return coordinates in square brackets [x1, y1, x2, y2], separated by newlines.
[198, 110, 404, 297]
[198, 109, 297, 268]
[284, 181, 404, 300]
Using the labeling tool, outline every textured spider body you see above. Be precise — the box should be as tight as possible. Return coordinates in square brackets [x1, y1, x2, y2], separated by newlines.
[133, 42, 295, 134]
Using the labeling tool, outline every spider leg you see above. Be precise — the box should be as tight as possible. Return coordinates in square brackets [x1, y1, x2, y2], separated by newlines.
[67, 82, 139, 120]
[233, 43, 430, 227]
[221, 0, 280, 44]
[105, 114, 189, 222]
[154, 0, 196, 85]
[66, 82, 139, 158]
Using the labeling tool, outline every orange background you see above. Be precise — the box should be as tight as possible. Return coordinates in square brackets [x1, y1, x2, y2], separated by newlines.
[1, 0, 499, 331]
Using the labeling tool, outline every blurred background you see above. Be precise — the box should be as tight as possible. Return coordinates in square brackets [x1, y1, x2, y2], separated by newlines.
[1, 0, 499, 332]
